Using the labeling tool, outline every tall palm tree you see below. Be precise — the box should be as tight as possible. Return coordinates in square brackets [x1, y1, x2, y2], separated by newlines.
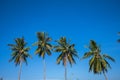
[8, 37, 31, 80]
[54, 37, 79, 80]
[34, 32, 52, 80]
[82, 40, 115, 80]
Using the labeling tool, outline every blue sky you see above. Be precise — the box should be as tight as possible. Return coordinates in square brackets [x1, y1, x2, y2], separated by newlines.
[0, 0, 120, 80]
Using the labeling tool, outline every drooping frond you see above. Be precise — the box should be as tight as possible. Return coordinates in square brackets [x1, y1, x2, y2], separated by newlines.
[9, 52, 18, 62]
[104, 59, 111, 69]
[103, 54, 115, 62]
[56, 53, 63, 64]
[68, 53, 76, 66]
[89, 56, 95, 72]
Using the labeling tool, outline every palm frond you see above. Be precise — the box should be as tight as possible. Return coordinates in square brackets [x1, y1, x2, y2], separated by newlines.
[46, 37, 52, 42]
[46, 43, 52, 50]
[35, 48, 41, 54]
[104, 59, 111, 69]
[82, 52, 93, 59]
[9, 52, 17, 62]
[23, 47, 30, 52]
[56, 53, 63, 64]
[32, 42, 39, 46]
[103, 54, 115, 62]
[37, 32, 45, 41]
[54, 46, 64, 52]
[46, 49, 51, 56]
[89, 40, 98, 51]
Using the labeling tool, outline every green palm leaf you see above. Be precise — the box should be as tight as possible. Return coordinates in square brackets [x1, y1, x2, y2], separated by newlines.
[103, 54, 115, 62]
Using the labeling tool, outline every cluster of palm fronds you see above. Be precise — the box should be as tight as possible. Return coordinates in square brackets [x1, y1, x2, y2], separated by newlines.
[8, 32, 115, 80]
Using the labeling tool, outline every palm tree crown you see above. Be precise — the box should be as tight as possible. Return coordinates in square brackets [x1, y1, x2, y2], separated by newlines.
[54, 37, 78, 66]
[82, 40, 115, 74]
[34, 32, 52, 58]
[8, 37, 31, 65]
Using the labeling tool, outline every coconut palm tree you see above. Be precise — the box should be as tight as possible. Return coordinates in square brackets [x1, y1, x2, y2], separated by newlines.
[8, 37, 31, 80]
[82, 40, 115, 80]
[34, 32, 52, 80]
[54, 37, 79, 80]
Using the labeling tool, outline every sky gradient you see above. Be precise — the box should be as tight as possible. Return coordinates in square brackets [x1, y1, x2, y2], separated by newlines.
[0, 0, 120, 80]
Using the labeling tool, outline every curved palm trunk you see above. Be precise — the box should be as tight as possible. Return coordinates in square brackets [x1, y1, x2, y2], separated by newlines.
[18, 62, 22, 80]
[43, 59, 46, 80]
[103, 72, 108, 80]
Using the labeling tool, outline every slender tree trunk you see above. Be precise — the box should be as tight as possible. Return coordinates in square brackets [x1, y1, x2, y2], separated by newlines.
[18, 62, 22, 80]
[64, 55, 67, 80]
[43, 59, 46, 80]
[65, 65, 67, 80]
[103, 72, 108, 80]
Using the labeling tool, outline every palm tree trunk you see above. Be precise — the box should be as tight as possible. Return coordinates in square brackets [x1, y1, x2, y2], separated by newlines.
[43, 59, 46, 80]
[18, 62, 22, 80]
[65, 65, 67, 80]
[103, 72, 108, 80]
[64, 55, 67, 80]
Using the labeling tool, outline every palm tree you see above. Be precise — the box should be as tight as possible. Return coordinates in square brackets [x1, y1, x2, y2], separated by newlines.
[54, 37, 79, 80]
[82, 40, 115, 80]
[34, 32, 52, 80]
[8, 37, 31, 80]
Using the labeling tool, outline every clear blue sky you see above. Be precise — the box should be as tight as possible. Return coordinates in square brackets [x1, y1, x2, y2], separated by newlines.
[0, 0, 120, 80]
